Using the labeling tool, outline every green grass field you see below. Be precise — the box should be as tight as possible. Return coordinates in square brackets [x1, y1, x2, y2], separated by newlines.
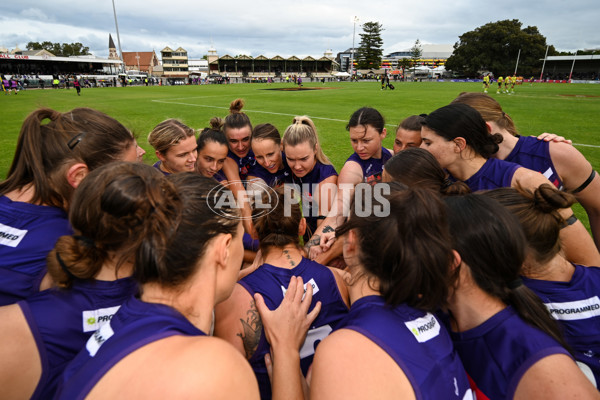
[1, 80, 599, 224]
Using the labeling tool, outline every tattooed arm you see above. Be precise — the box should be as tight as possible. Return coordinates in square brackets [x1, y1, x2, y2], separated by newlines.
[236, 301, 263, 359]
[213, 283, 262, 359]
[306, 161, 363, 262]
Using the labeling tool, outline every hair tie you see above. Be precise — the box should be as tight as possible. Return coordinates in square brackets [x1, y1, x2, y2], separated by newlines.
[442, 177, 453, 189]
[508, 278, 523, 290]
[74, 235, 95, 248]
[274, 229, 287, 235]
[56, 251, 78, 280]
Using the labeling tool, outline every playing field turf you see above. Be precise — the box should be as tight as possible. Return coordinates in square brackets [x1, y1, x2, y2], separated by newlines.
[1, 80, 599, 224]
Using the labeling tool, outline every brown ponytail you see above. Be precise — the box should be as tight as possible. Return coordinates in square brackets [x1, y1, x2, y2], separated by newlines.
[47, 162, 179, 288]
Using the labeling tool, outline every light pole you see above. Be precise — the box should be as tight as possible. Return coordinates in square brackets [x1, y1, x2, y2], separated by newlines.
[350, 16, 359, 77]
[111, 0, 124, 73]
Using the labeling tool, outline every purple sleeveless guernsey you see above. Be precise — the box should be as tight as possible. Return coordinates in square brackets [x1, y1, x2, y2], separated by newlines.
[345, 148, 392, 185]
[17, 277, 137, 399]
[504, 136, 563, 189]
[239, 257, 349, 399]
[0, 196, 72, 305]
[56, 297, 206, 400]
[339, 295, 472, 400]
[522, 264, 600, 388]
[213, 169, 227, 183]
[151, 161, 170, 176]
[227, 149, 256, 181]
[448, 306, 570, 400]
[460, 158, 520, 192]
[284, 161, 338, 238]
[247, 152, 291, 187]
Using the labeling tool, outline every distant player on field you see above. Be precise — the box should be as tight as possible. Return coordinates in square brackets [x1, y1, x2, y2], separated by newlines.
[483, 74, 490, 93]
[496, 76, 504, 93]
[510, 75, 517, 94]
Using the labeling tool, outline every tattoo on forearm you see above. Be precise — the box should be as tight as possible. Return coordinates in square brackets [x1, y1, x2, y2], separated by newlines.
[306, 235, 321, 249]
[236, 300, 263, 359]
[322, 225, 334, 233]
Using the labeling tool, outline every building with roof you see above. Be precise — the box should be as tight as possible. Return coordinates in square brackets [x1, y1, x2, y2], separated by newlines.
[161, 46, 189, 82]
[383, 44, 454, 69]
[336, 48, 358, 72]
[208, 49, 338, 78]
[0, 44, 121, 78]
[188, 59, 209, 77]
[122, 51, 160, 75]
[108, 34, 119, 61]
[540, 54, 600, 81]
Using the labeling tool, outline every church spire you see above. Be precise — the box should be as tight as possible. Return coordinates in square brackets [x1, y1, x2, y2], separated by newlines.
[108, 34, 119, 60]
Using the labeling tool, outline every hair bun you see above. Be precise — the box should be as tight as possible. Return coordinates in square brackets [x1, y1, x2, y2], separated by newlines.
[229, 98, 245, 114]
[209, 117, 224, 131]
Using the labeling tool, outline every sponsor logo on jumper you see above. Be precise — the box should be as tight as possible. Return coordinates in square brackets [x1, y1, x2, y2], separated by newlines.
[405, 313, 440, 343]
[86, 321, 115, 357]
[299, 324, 333, 359]
[0, 223, 27, 247]
[281, 278, 319, 299]
[82, 305, 121, 332]
[545, 296, 600, 321]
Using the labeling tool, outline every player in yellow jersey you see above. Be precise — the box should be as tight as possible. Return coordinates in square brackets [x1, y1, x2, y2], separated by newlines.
[504, 75, 510, 93]
[483, 74, 490, 93]
[496, 76, 504, 93]
[509, 75, 517, 94]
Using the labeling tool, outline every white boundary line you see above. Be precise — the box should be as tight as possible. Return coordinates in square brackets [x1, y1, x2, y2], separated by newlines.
[151, 98, 600, 147]
[151, 99, 351, 123]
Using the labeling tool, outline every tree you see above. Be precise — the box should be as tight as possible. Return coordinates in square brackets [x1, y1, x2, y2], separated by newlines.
[397, 57, 411, 77]
[356, 22, 384, 69]
[410, 39, 423, 77]
[26, 41, 90, 57]
[445, 20, 550, 77]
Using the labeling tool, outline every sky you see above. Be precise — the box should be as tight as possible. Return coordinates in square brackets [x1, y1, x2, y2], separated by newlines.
[0, 0, 598, 60]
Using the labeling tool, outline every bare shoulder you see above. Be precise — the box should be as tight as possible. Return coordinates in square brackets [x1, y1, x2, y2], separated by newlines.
[338, 161, 364, 186]
[311, 328, 415, 400]
[0, 304, 41, 399]
[214, 283, 254, 325]
[213, 283, 259, 358]
[548, 140, 589, 167]
[89, 335, 260, 400]
[319, 174, 338, 186]
[548, 141, 595, 190]
[514, 354, 600, 400]
[164, 336, 260, 399]
[326, 266, 350, 308]
[512, 166, 553, 189]
[222, 157, 241, 180]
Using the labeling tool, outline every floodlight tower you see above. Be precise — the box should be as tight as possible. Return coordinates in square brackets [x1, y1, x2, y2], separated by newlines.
[350, 16, 359, 77]
[112, 0, 125, 73]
